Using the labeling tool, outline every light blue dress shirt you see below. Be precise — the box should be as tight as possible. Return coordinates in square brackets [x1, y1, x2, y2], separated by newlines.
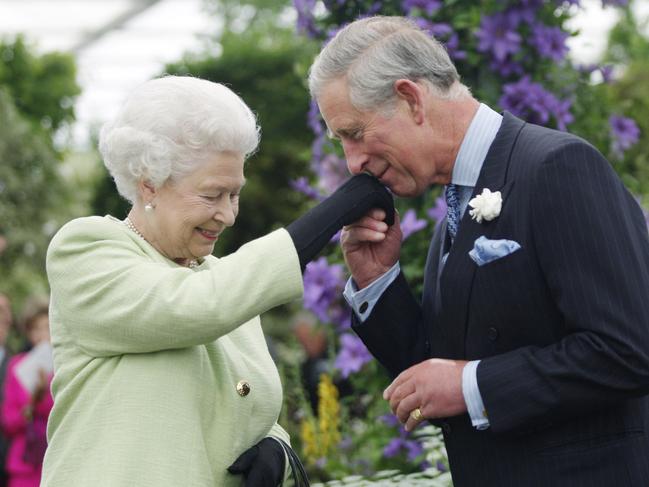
[343, 103, 503, 430]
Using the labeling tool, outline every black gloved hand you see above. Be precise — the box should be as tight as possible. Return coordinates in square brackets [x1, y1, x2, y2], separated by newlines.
[287, 173, 395, 270]
[227, 437, 285, 487]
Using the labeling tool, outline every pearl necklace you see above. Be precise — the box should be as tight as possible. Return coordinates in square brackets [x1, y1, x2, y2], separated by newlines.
[123, 217, 199, 269]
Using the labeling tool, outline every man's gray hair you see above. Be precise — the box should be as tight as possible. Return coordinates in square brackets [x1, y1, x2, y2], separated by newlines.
[308, 16, 470, 112]
[99, 75, 260, 204]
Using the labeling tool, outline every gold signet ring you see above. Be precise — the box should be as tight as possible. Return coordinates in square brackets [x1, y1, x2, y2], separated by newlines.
[410, 408, 423, 421]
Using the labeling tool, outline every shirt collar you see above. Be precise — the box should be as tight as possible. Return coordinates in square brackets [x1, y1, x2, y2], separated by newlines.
[451, 103, 503, 188]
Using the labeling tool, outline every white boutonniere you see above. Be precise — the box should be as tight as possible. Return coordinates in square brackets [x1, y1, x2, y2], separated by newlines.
[468, 188, 502, 223]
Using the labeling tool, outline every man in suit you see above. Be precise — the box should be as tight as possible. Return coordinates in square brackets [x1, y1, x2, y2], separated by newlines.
[308, 16, 649, 486]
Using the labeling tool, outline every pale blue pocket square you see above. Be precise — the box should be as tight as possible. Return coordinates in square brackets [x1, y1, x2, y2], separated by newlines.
[469, 236, 521, 266]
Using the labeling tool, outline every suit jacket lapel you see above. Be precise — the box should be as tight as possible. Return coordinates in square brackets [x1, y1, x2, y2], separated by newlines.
[438, 112, 525, 357]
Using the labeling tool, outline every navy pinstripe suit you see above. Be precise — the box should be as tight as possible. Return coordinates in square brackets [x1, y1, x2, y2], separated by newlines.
[353, 113, 649, 486]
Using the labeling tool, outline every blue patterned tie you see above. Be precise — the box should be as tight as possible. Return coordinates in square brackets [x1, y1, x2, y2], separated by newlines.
[445, 183, 461, 243]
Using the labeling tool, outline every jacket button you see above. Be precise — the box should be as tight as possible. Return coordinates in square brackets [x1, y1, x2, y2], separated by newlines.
[487, 327, 499, 341]
[236, 380, 251, 397]
[441, 421, 452, 435]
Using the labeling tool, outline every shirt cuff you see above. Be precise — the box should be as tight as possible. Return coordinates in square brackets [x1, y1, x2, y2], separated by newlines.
[462, 360, 490, 430]
[342, 263, 400, 322]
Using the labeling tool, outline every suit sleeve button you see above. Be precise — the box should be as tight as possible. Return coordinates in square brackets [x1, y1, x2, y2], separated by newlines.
[487, 327, 499, 341]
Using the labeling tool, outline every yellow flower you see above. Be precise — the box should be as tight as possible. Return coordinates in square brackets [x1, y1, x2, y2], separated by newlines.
[299, 373, 342, 465]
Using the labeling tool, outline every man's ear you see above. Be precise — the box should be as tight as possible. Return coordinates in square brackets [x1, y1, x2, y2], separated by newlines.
[394, 79, 425, 124]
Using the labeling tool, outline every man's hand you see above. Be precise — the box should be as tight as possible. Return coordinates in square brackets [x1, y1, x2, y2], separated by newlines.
[383, 358, 468, 431]
[341, 209, 402, 289]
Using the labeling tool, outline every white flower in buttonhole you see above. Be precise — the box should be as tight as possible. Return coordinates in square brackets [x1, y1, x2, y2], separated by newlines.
[468, 188, 502, 223]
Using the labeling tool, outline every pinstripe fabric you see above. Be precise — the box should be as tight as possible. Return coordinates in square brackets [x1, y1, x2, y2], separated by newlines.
[352, 113, 649, 486]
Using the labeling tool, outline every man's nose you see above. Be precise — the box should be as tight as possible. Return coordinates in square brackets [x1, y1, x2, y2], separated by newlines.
[342, 140, 366, 174]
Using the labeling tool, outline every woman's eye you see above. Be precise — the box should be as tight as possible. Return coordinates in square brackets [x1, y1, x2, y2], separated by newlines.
[230, 193, 240, 202]
[202, 194, 220, 201]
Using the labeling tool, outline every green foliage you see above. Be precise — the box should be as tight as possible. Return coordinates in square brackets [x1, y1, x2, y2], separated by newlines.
[0, 37, 81, 311]
[606, 8, 649, 196]
[0, 36, 80, 134]
[0, 90, 64, 304]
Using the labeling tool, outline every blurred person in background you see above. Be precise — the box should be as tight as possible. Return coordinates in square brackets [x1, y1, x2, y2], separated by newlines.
[42, 75, 393, 487]
[1, 299, 53, 487]
[293, 312, 329, 412]
[0, 292, 13, 487]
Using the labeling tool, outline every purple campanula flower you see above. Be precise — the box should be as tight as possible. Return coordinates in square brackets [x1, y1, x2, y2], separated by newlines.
[303, 257, 346, 323]
[380, 413, 401, 427]
[293, 0, 320, 38]
[402, 0, 442, 16]
[334, 333, 373, 378]
[414, 18, 452, 38]
[577, 63, 614, 83]
[414, 19, 467, 60]
[489, 57, 524, 77]
[600, 65, 615, 83]
[330, 303, 351, 331]
[519, 0, 544, 7]
[339, 437, 353, 451]
[602, 0, 629, 6]
[500, 76, 573, 130]
[401, 209, 427, 241]
[317, 154, 350, 195]
[551, 97, 574, 131]
[609, 115, 640, 159]
[311, 134, 325, 169]
[530, 23, 569, 62]
[508, 6, 538, 25]
[290, 177, 322, 200]
[445, 33, 467, 60]
[578, 63, 598, 75]
[427, 196, 447, 226]
[383, 438, 405, 458]
[475, 12, 522, 63]
[366, 2, 383, 15]
[308, 99, 324, 136]
[382, 427, 426, 460]
[405, 440, 424, 461]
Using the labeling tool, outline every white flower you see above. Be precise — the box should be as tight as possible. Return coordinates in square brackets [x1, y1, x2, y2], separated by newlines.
[468, 188, 502, 223]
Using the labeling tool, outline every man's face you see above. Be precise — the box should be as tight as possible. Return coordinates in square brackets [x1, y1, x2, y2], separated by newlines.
[317, 78, 454, 197]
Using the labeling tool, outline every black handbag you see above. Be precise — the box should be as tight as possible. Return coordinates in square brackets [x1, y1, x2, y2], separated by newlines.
[275, 438, 310, 486]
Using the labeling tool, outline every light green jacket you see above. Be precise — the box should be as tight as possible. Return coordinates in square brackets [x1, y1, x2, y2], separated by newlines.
[42, 216, 303, 487]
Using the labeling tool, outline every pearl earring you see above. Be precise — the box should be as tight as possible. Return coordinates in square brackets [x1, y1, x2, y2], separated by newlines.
[145, 203, 154, 212]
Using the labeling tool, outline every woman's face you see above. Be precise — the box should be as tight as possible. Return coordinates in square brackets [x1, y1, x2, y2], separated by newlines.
[27, 314, 50, 347]
[145, 151, 246, 264]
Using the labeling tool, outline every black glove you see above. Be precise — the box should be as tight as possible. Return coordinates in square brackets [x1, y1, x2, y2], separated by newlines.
[227, 437, 285, 487]
[287, 173, 395, 270]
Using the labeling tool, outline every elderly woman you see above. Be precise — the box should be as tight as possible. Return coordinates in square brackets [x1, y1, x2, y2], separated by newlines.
[42, 76, 393, 487]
